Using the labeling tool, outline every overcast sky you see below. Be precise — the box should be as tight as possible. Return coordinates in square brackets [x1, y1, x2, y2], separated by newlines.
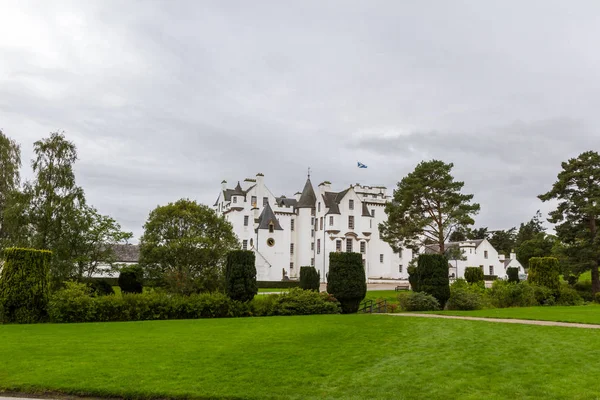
[2, 0, 600, 240]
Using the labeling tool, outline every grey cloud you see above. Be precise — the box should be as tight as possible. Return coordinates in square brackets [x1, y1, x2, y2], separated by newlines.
[3, 0, 600, 238]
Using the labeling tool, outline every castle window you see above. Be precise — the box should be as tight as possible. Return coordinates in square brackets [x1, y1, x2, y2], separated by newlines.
[233, 196, 237, 204]
[348, 216, 354, 229]
[349, 199, 354, 210]
[329, 216, 334, 226]
[336, 240, 342, 252]
[311, 229, 314, 238]
[317, 239, 321, 254]
[371, 209, 375, 217]
[244, 216, 249, 226]
[311, 258, 314, 266]
[484, 250, 488, 259]
[311, 242, 314, 251]
[360, 242, 366, 253]
[320, 217, 323, 230]
[251, 196, 257, 206]
[311, 208, 315, 216]
[269, 223, 274, 233]
[399, 265, 403, 273]
[250, 238, 253, 247]
[370, 219, 372, 228]
[242, 240, 248, 250]
[263, 197, 268, 206]
[318, 202, 321, 212]
[346, 238, 353, 252]
[291, 219, 295, 231]
[489, 265, 494, 275]
[290, 262, 294, 269]
[380, 254, 384, 263]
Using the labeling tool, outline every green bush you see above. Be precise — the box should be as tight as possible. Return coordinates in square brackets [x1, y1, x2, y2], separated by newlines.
[416, 254, 450, 308]
[89, 279, 115, 296]
[407, 265, 419, 292]
[272, 288, 340, 316]
[397, 291, 440, 311]
[299, 266, 320, 291]
[464, 267, 484, 285]
[507, 267, 520, 283]
[119, 265, 143, 294]
[488, 280, 537, 308]
[48, 281, 96, 323]
[531, 284, 556, 306]
[225, 250, 257, 302]
[574, 281, 593, 302]
[257, 281, 300, 289]
[0, 248, 52, 324]
[556, 284, 584, 306]
[327, 252, 367, 314]
[528, 257, 560, 292]
[446, 281, 486, 310]
[595, 292, 600, 304]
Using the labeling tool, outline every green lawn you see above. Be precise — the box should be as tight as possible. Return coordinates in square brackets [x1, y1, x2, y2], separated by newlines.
[2, 315, 600, 399]
[431, 304, 600, 324]
[363, 289, 400, 304]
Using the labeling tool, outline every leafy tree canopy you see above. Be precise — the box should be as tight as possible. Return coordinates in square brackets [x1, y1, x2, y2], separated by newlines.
[0, 130, 21, 247]
[539, 151, 600, 293]
[139, 198, 239, 294]
[380, 160, 480, 253]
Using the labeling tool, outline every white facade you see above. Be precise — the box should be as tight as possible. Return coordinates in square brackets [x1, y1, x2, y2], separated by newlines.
[214, 173, 412, 282]
[445, 239, 526, 279]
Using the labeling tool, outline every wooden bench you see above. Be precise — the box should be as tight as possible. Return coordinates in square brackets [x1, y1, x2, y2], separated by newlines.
[395, 282, 410, 291]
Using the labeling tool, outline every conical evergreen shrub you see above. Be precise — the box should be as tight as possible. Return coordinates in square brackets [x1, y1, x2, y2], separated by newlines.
[300, 266, 320, 291]
[225, 250, 257, 302]
[327, 252, 366, 313]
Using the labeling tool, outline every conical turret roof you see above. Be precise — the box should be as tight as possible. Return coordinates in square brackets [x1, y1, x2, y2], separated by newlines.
[296, 178, 316, 208]
[256, 203, 283, 231]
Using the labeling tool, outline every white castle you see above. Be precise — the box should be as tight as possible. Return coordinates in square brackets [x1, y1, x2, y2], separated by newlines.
[214, 173, 412, 282]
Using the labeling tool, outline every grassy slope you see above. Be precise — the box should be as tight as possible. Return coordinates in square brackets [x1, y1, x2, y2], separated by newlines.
[432, 304, 600, 324]
[2, 315, 600, 400]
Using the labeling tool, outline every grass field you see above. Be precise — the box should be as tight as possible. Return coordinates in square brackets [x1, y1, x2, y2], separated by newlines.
[2, 315, 600, 399]
[431, 304, 600, 325]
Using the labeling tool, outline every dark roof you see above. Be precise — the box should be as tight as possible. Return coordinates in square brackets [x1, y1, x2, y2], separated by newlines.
[296, 178, 317, 208]
[218, 183, 256, 204]
[233, 181, 244, 195]
[503, 259, 512, 267]
[256, 203, 283, 231]
[109, 244, 140, 263]
[276, 196, 297, 208]
[322, 189, 350, 215]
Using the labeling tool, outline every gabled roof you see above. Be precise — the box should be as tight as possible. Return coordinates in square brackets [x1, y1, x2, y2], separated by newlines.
[322, 188, 350, 215]
[276, 196, 297, 208]
[256, 203, 283, 231]
[216, 183, 256, 205]
[296, 178, 317, 208]
[108, 244, 140, 263]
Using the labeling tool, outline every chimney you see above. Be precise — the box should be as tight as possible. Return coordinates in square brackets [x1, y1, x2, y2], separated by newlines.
[256, 173, 264, 187]
[498, 254, 505, 261]
[318, 181, 332, 194]
[510, 251, 516, 260]
[295, 192, 302, 201]
[221, 180, 227, 191]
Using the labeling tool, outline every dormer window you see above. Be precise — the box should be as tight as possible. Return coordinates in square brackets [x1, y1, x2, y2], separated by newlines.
[349, 200, 354, 210]
[233, 196, 237, 204]
[251, 196, 257, 206]
[263, 197, 268, 206]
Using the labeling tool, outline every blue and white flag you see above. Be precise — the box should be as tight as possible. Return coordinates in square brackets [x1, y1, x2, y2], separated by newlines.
[357, 161, 367, 169]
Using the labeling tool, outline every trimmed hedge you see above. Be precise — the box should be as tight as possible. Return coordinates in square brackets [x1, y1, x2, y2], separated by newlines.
[119, 265, 143, 294]
[507, 267, 520, 283]
[464, 267, 484, 284]
[225, 250, 257, 302]
[47, 283, 339, 323]
[528, 257, 560, 291]
[0, 248, 52, 323]
[416, 254, 451, 308]
[257, 281, 299, 289]
[327, 252, 367, 313]
[299, 266, 320, 291]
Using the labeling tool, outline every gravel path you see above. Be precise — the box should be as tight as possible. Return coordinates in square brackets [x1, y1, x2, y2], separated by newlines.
[388, 313, 600, 329]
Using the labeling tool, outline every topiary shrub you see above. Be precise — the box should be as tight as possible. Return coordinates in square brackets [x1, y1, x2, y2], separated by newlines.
[118, 265, 143, 294]
[299, 266, 320, 291]
[89, 279, 115, 296]
[0, 248, 52, 323]
[416, 254, 450, 308]
[225, 250, 257, 302]
[507, 267, 520, 283]
[464, 267, 484, 285]
[327, 252, 367, 314]
[397, 291, 440, 311]
[407, 265, 419, 292]
[528, 257, 560, 292]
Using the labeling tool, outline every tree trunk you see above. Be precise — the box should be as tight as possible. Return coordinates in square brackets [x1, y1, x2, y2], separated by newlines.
[590, 217, 599, 294]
